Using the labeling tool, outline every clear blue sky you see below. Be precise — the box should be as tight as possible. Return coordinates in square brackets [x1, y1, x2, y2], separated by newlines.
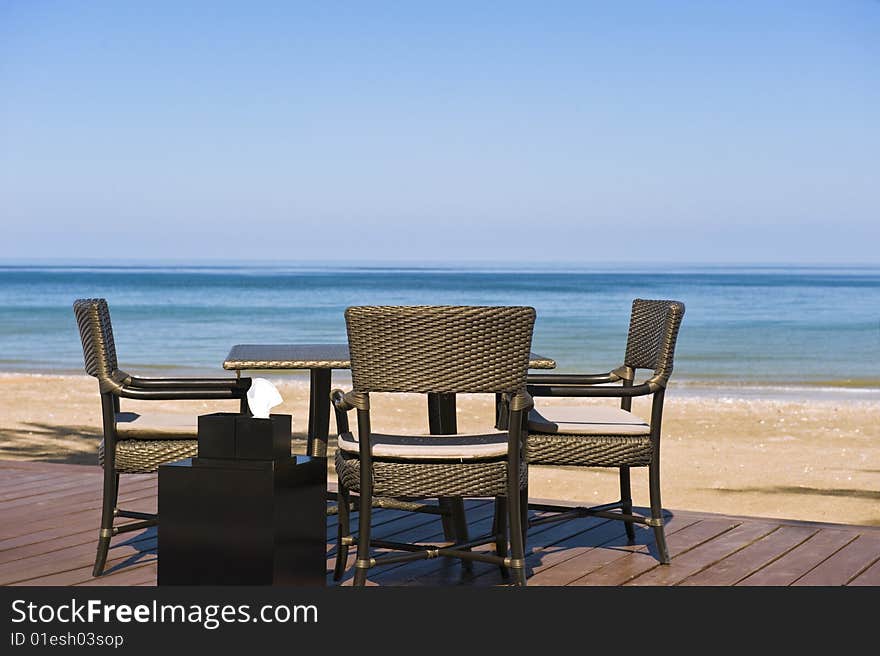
[1, 1, 878, 264]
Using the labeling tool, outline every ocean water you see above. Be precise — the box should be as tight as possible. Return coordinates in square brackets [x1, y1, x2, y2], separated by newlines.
[0, 263, 878, 393]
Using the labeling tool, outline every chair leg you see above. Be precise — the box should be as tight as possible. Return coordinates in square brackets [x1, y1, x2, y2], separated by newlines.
[439, 499, 454, 540]
[450, 497, 469, 543]
[439, 496, 469, 542]
[333, 477, 351, 581]
[493, 496, 509, 579]
[507, 488, 527, 587]
[648, 460, 669, 564]
[353, 477, 373, 587]
[619, 466, 635, 543]
[520, 484, 529, 547]
[449, 496, 472, 573]
[93, 468, 118, 577]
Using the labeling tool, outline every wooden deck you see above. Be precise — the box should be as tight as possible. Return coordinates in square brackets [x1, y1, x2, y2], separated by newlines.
[2, 460, 879, 587]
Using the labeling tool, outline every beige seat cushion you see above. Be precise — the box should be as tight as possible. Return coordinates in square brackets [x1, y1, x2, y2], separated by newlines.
[115, 411, 198, 440]
[337, 430, 509, 460]
[528, 405, 650, 436]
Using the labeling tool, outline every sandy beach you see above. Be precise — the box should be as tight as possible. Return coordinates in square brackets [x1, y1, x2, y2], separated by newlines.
[1, 373, 877, 527]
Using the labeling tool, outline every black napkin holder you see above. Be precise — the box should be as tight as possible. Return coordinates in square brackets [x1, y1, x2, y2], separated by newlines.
[197, 412, 291, 462]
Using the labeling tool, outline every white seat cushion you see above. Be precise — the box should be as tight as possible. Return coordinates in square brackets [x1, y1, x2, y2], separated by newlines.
[337, 430, 509, 460]
[528, 405, 650, 436]
[115, 412, 198, 440]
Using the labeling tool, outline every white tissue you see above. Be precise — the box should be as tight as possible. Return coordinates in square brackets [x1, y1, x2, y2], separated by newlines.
[246, 378, 283, 419]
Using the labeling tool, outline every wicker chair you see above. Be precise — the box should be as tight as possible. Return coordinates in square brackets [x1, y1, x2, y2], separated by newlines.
[525, 299, 685, 564]
[73, 298, 251, 576]
[332, 305, 536, 586]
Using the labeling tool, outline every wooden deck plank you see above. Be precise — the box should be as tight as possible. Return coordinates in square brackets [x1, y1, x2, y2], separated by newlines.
[0, 477, 149, 514]
[76, 563, 158, 587]
[0, 488, 157, 545]
[0, 481, 156, 538]
[792, 534, 880, 586]
[0, 528, 120, 566]
[0, 461, 105, 474]
[0, 479, 103, 504]
[1, 478, 117, 510]
[15, 557, 157, 587]
[464, 517, 611, 586]
[568, 518, 740, 586]
[0, 495, 158, 565]
[678, 525, 817, 586]
[0, 491, 156, 548]
[524, 513, 699, 586]
[0, 472, 70, 497]
[0, 526, 154, 585]
[371, 511, 593, 587]
[477, 518, 628, 587]
[333, 501, 500, 586]
[327, 506, 404, 533]
[2, 460, 878, 587]
[327, 501, 493, 555]
[80, 551, 157, 586]
[360, 504, 526, 586]
[625, 521, 775, 586]
[326, 506, 402, 530]
[409, 515, 615, 587]
[735, 529, 858, 586]
[0, 468, 60, 482]
[848, 557, 880, 586]
[9, 531, 156, 586]
[669, 508, 880, 534]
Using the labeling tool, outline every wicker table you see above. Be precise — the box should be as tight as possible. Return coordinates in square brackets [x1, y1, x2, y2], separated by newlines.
[223, 343, 556, 456]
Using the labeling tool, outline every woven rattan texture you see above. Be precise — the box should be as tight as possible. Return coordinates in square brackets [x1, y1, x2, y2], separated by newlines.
[335, 450, 527, 498]
[344, 305, 535, 393]
[99, 439, 197, 474]
[527, 433, 654, 467]
[73, 298, 118, 380]
[623, 299, 685, 378]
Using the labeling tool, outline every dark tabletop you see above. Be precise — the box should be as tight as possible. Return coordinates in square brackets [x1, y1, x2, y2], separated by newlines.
[223, 343, 556, 370]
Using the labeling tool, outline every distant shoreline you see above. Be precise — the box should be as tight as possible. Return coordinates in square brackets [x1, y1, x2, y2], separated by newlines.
[2, 369, 876, 403]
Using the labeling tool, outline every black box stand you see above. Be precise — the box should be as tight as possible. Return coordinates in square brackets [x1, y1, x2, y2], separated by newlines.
[158, 413, 326, 585]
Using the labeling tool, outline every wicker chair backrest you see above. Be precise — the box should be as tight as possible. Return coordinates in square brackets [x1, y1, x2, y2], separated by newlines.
[73, 298, 119, 382]
[623, 299, 685, 381]
[345, 305, 536, 394]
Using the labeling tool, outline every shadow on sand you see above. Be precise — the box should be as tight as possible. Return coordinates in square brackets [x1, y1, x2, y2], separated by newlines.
[0, 422, 310, 465]
[709, 484, 880, 502]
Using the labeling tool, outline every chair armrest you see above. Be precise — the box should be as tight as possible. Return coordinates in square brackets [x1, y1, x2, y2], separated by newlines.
[528, 381, 661, 398]
[115, 386, 247, 401]
[127, 375, 251, 393]
[331, 389, 353, 412]
[330, 389, 369, 433]
[526, 371, 622, 385]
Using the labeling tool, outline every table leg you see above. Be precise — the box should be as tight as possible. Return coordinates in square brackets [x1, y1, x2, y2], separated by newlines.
[427, 392, 457, 435]
[494, 393, 509, 429]
[427, 392, 468, 546]
[307, 368, 332, 457]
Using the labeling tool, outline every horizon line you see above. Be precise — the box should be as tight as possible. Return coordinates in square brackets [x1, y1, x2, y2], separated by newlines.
[1, 259, 879, 273]
[1, 256, 879, 268]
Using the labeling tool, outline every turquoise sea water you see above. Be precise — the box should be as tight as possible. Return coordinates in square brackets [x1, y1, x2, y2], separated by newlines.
[0, 264, 878, 391]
